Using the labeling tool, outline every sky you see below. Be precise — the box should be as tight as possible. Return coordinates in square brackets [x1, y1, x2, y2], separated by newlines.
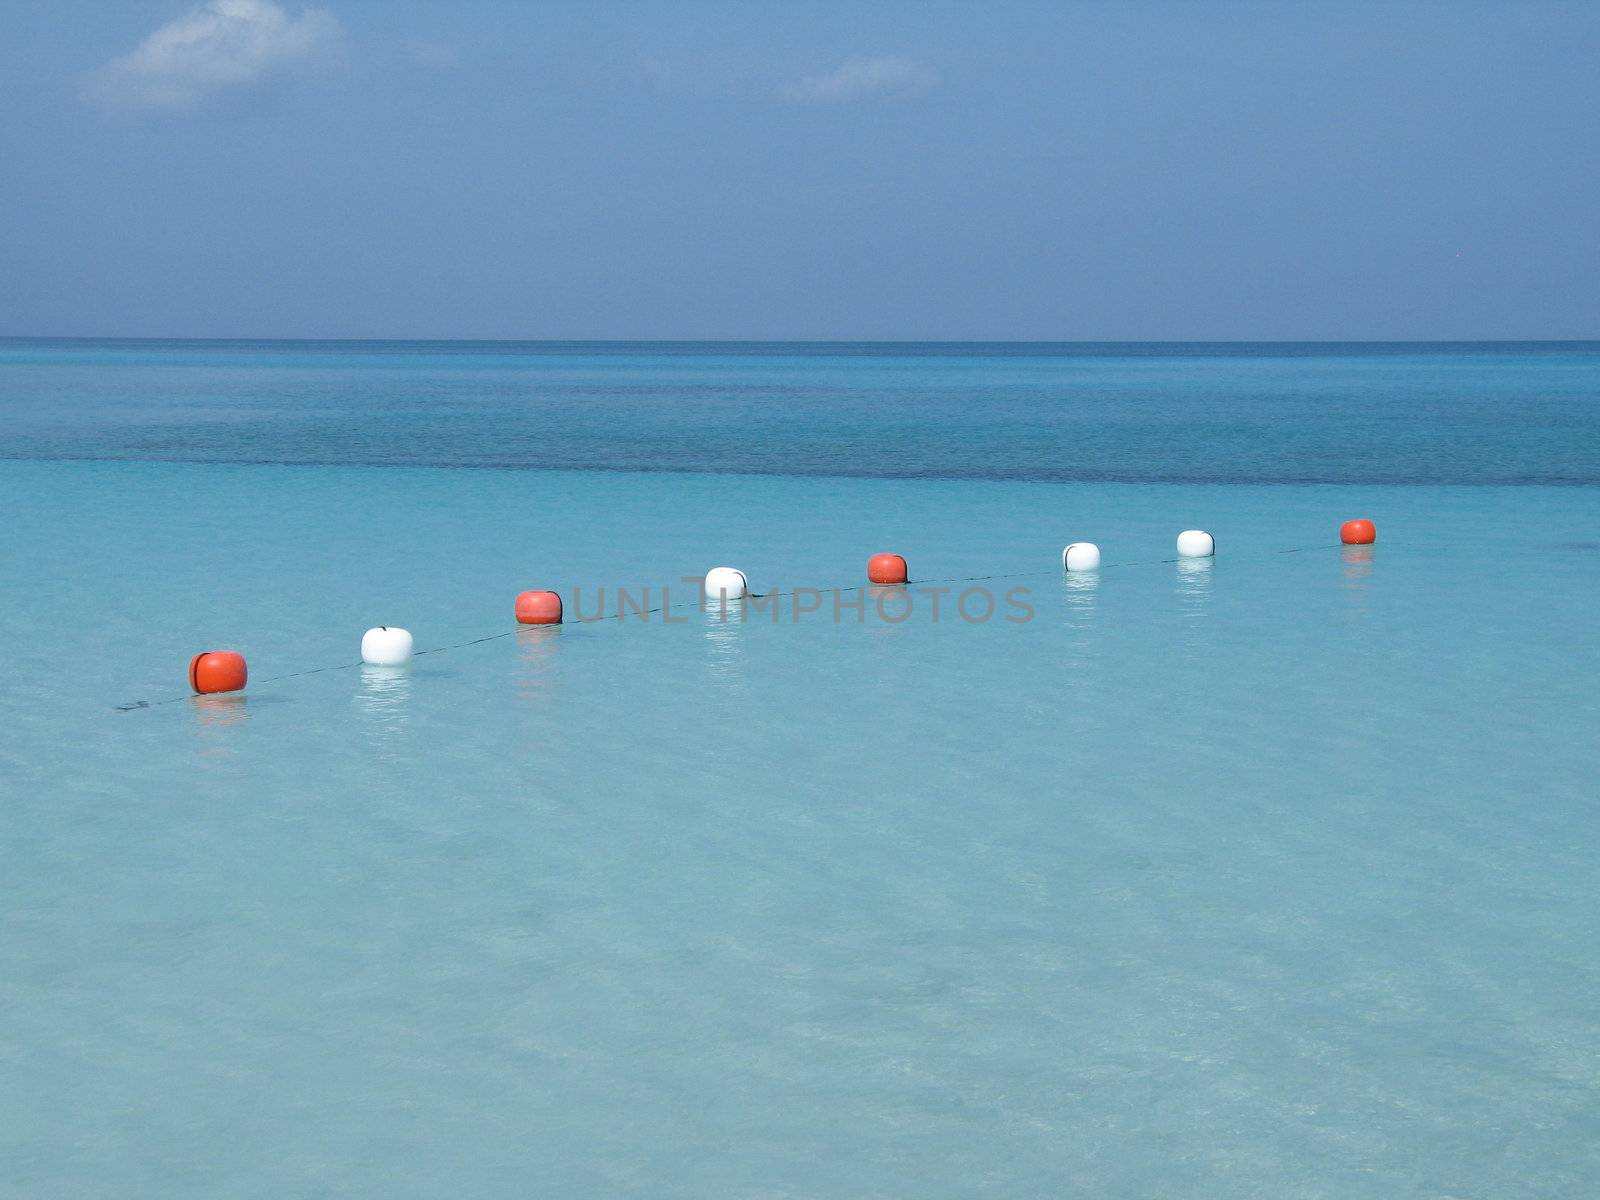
[0, 0, 1596, 340]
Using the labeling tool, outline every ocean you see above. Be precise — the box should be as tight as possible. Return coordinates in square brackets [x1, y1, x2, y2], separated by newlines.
[2, 340, 1597, 1197]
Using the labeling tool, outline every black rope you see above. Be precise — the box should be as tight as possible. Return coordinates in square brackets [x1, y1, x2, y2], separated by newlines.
[112, 541, 1360, 711]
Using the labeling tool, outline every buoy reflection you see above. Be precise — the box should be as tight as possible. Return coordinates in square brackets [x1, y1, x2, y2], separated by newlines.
[357, 663, 412, 735]
[1341, 544, 1374, 583]
[1176, 556, 1214, 612]
[189, 692, 249, 729]
[1061, 570, 1099, 622]
[515, 626, 562, 702]
[189, 693, 249, 763]
[702, 599, 749, 682]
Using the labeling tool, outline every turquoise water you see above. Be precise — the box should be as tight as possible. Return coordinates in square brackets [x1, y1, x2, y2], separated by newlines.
[3, 342, 1599, 1197]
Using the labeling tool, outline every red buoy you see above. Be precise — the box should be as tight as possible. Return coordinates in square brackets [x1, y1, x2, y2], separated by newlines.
[1340, 519, 1377, 545]
[867, 553, 908, 585]
[189, 651, 247, 695]
[515, 590, 563, 625]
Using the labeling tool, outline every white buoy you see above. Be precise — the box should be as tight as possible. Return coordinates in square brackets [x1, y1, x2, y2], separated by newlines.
[703, 566, 749, 601]
[1175, 529, 1215, 558]
[361, 626, 414, 666]
[1062, 542, 1101, 572]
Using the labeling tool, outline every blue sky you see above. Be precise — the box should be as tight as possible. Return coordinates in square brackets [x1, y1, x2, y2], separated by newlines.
[1, 0, 1595, 339]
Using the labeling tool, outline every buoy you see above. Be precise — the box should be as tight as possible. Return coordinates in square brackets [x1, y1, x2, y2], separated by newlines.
[188, 650, 247, 695]
[361, 626, 414, 666]
[704, 567, 749, 601]
[1062, 542, 1102, 572]
[1341, 519, 1377, 545]
[1176, 530, 1215, 558]
[867, 553, 908, 585]
[515, 590, 563, 625]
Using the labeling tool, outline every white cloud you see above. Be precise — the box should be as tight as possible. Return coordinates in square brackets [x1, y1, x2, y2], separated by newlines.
[781, 55, 939, 104]
[87, 0, 341, 109]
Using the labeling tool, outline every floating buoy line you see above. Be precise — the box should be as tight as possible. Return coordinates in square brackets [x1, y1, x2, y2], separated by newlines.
[116, 522, 1376, 712]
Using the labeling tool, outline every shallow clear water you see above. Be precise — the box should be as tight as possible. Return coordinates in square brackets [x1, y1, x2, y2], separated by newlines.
[2, 342, 1599, 1197]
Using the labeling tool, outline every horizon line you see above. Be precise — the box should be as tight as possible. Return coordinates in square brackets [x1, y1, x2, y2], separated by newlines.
[3, 335, 1598, 347]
